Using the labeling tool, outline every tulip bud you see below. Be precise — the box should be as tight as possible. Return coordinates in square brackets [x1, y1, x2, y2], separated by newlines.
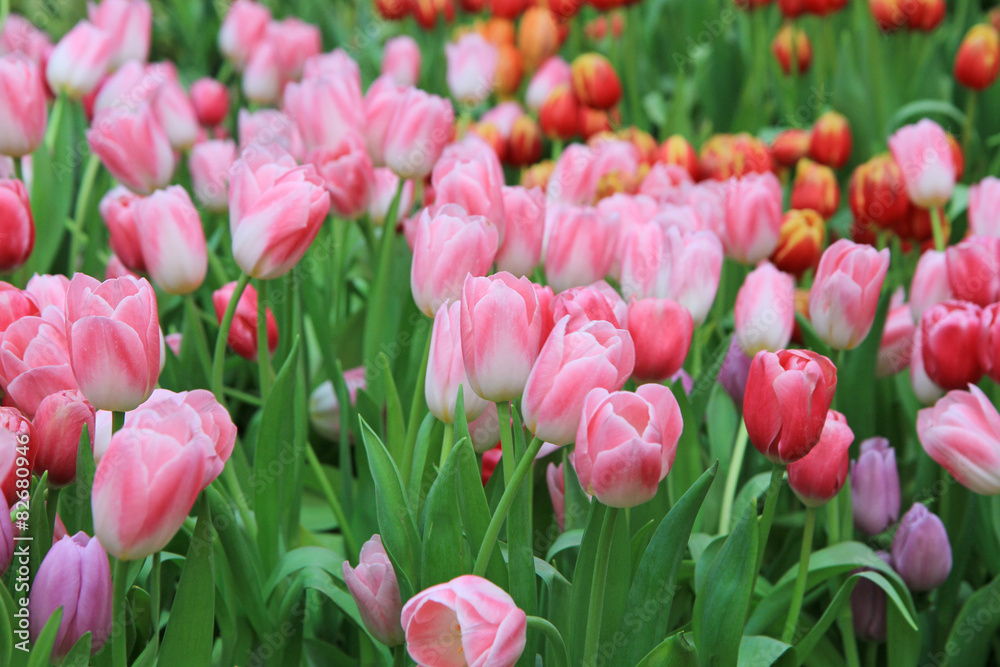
[771, 129, 811, 168]
[382, 36, 421, 87]
[889, 119, 955, 210]
[851, 551, 892, 642]
[910, 327, 945, 405]
[45, 21, 113, 98]
[787, 410, 854, 507]
[744, 349, 838, 464]
[446, 32, 499, 106]
[907, 0, 944, 32]
[791, 158, 840, 219]
[892, 503, 951, 592]
[627, 298, 693, 383]
[772, 24, 812, 75]
[918, 383, 1000, 495]
[968, 177, 1000, 238]
[518, 7, 561, 72]
[543, 204, 618, 292]
[945, 235, 1000, 307]
[571, 53, 621, 110]
[189, 139, 237, 213]
[32, 390, 94, 488]
[526, 56, 571, 112]
[374, 0, 409, 20]
[722, 171, 784, 265]
[954, 24, 1000, 90]
[343, 535, 405, 646]
[849, 153, 910, 230]
[658, 135, 698, 179]
[497, 186, 545, 277]
[88, 105, 176, 196]
[850, 437, 901, 535]
[368, 168, 415, 226]
[921, 300, 983, 390]
[809, 239, 890, 351]
[134, 186, 208, 295]
[0, 54, 47, 158]
[190, 77, 230, 127]
[770, 209, 825, 278]
[735, 262, 796, 357]
[425, 301, 490, 423]
[809, 110, 852, 169]
[508, 115, 543, 167]
[539, 85, 580, 140]
[432, 139, 507, 243]
[283, 75, 364, 154]
[1, 408, 37, 506]
[0, 179, 35, 272]
[308, 367, 366, 441]
[308, 133, 376, 221]
[212, 281, 278, 362]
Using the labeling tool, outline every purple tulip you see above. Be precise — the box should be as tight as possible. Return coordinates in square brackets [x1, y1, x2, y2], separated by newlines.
[891, 503, 952, 592]
[850, 437, 901, 535]
[717, 335, 751, 410]
[851, 550, 892, 642]
[342, 535, 404, 646]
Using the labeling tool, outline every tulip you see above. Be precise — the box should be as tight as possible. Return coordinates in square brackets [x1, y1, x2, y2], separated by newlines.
[0, 14, 52, 65]
[241, 40, 280, 105]
[368, 168, 415, 226]
[309, 367, 366, 441]
[508, 115, 543, 167]
[809, 111, 852, 169]
[571, 53, 621, 110]
[721, 172, 783, 264]
[228, 153, 331, 280]
[374, 0, 410, 20]
[627, 298, 692, 383]
[426, 301, 490, 423]
[307, 133, 375, 220]
[955, 24, 1000, 91]
[851, 551, 891, 642]
[744, 349, 838, 464]
[546, 462, 567, 531]
[772, 24, 812, 75]
[891, 503, 952, 591]
[0, 408, 37, 505]
[496, 186, 545, 277]
[98, 186, 145, 272]
[968, 177, 1000, 238]
[699, 133, 772, 181]
[809, 239, 890, 350]
[543, 204, 617, 293]
[410, 205, 498, 317]
[264, 17, 321, 85]
[546, 144, 596, 205]
[65, 274, 159, 412]
[0, 283, 38, 335]
[150, 76, 200, 151]
[343, 535, 405, 646]
[522, 317, 634, 446]
[29, 532, 112, 661]
[469, 403, 502, 454]
[0, 495, 11, 576]
[445, 32, 499, 105]
[735, 262, 796, 357]
[87, 104, 175, 195]
[717, 336, 752, 411]
[791, 158, 840, 219]
[655, 136, 696, 181]
[238, 108, 304, 162]
[945, 235, 1000, 307]
[88, 0, 151, 68]
[550, 280, 628, 331]
[850, 437, 900, 534]
[522, 161, 555, 191]
[133, 186, 207, 295]
[20, 273, 69, 317]
[189, 139, 237, 213]
[402, 574, 526, 667]
[910, 327, 945, 405]
[0, 54, 47, 158]
[538, 85, 580, 141]
[771, 129, 811, 167]
[283, 74, 365, 153]
[212, 281, 278, 361]
[917, 384, 1000, 495]
[0, 311, 77, 419]
[382, 36, 421, 86]
[848, 153, 910, 230]
[770, 209, 825, 278]
[980, 303, 1000, 384]
[921, 300, 983, 391]
[877, 293, 915, 377]
[383, 88, 454, 180]
[32, 390, 94, 488]
[787, 410, 854, 507]
[45, 21, 113, 98]
[889, 120, 956, 209]
[0, 179, 34, 272]
[431, 141, 506, 243]
[363, 76, 407, 168]
[909, 250, 952, 324]
[190, 77, 230, 127]
[526, 56, 572, 112]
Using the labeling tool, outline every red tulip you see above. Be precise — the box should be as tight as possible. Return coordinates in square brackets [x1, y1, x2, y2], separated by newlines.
[945, 235, 1000, 307]
[791, 158, 840, 219]
[212, 281, 278, 362]
[190, 77, 230, 127]
[809, 111, 852, 169]
[32, 390, 94, 488]
[920, 300, 983, 391]
[0, 179, 35, 272]
[0, 310, 77, 419]
[788, 410, 854, 507]
[0, 407, 37, 506]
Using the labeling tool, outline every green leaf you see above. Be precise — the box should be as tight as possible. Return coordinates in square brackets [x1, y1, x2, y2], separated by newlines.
[888, 99, 967, 133]
[28, 473, 50, 579]
[794, 312, 833, 359]
[25, 607, 62, 667]
[737, 636, 792, 667]
[380, 352, 407, 468]
[263, 547, 347, 599]
[693, 498, 759, 667]
[610, 463, 718, 665]
[59, 632, 92, 667]
[546, 530, 584, 562]
[408, 413, 442, 513]
[60, 425, 95, 537]
[508, 408, 537, 666]
[158, 495, 215, 667]
[360, 417, 421, 599]
[27, 98, 75, 276]
[420, 438, 468, 587]
[452, 435, 506, 588]
[0, 584, 15, 667]
[668, 382, 704, 507]
[939, 573, 1000, 667]
[636, 632, 699, 667]
[838, 290, 892, 441]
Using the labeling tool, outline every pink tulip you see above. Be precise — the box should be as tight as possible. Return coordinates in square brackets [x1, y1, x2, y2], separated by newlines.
[307, 132, 375, 220]
[382, 35, 421, 87]
[427, 301, 490, 423]
[88, 0, 151, 67]
[590, 140, 641, 195]
[808, 239, 891, 351]
[152, 76, 199, 151]
[165, 332, 182, 357]
[877, 292, 915, 377]
[87, 104, 175, 195]
[401, 575, 526, 667]
[522, 316, 635, 446]
[0, 179, 35, 272]
[241, 40, 280, 105]
[469, 403, 502, 454]
[98, 186, 145, 272]
[284, 73, 364, 152]
[212, 281, 279, 361]
[720, 171, 783, 264]
[639, 164, 694, 204]
[910, 328, 945, 405]
[497, 186, 545, 277]
[432, 138, 507, 243]
[309, 367, 366, 441]
[189, 139, 237, 213]
[32, 390, 95, 488]
[368, 168, 415, 226]
[190, 77, 230, 127]
[90, 60, 155, 117]
[238, 108, 304, 162]
[598, 194, 660, 274]
[574, 384, 683, 507]
[65, 274, 160, 412]
[0, 14, 52, 66]
[343, 535, 405, 647]
[543, 204, 618, 293]
[0, 408, 37, 505]
[619, 224, 723, 326]
[303, 49, 361, 86]
[526, 56, 572, 111]
[46, 21, 113, 98]
[921, 300, 983, 391]
[0, 283, 39, 335]
[0, 310, 77, 418]
[383, 87, 454, 180]
[265, 17, 321, 85]
[945, 235, 1000, 307]
[787, 410, 854, 507]
[29, 532, 112, 661]
[410, 204, 498, 316]
[546, 462, 567, 531]
[550, 280, 628, 331]
[218, 0, 271, 71]
[909, 250, 953, 325]
[969, 177, 1000, 238]
[979, 303, 1000, 384]
[889, 119, 956, 209]
[0, 54, 47, 158]
[628, 297, 693, 382]
[134, 186, 208, 294]
[445, 32, 499, 105]
[460, 272, 543, 402]
[24, 274, 70, 317]
[547, 144, 597, 205]
[734, 262, 796, 356]
[917, 384, 1000, 495]
[228, 153, 331, 279]
[363, 76, 408, 168]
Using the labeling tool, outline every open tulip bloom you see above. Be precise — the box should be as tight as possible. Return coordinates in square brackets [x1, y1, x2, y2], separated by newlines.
[5, 2, 1000, 666]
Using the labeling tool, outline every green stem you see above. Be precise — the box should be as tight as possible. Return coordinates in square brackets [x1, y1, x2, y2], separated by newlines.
[526, 616, 569, 667]
[306, 444, 359, 558]
[255, 279, 272, 399]
[211, 273, 251, 404]
[112, 558, 130, 667]
[582, 507, 619, 666]
[782, 506, 817, 643]
[930, 207, 947, 252]
[45, 94, 66, 153]
[625, 4, 643, 128]
[754, 464, 785, 584]
[183, 294, 214, 377]
[112, 410, 125, 434]
[68, 154, 102, 274]
[150, 552, 161, 650]
[392, 645, 406, 667]
[826, 488, 841, 544]
[220, 464, 256, 539]
[439, 422, 454, 467]
[472, 436, 545, 577]
[402, 331, 432, 482]
[0, 0, 9, 29]
[551, 139, 564, 161]
[45, 486, 60, 545]
[497, 401, 515, 486]
[719, 420, 749, 534]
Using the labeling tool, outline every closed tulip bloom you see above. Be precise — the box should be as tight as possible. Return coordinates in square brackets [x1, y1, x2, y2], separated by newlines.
[468, 403, 502, 454]
[402, 575, 526, 667]
[851, 437, 901, 534]
[889, 120, 956, 209]
[717, 336, 752, 411]
[791, 158, 840, 219]
[980, 303, 1000, 383]
[0, 311, 77, 419]
[265, 17, 321, 86]
[65, 274, 159, 411]
[543, 204, 617, 293]
[218, 0, 271, 70]
[550, 280, 628, 331]
[526, 56, 572, 111]
[848, 153, 910, 230]
[308, 132, 375, 220]
[574, 384, 682, 507]
[0, 179, 34, 272]
[0, 14, 52, 65]
[189, 77, 230, 127]
[627, 298, 692, 383]
[508, 115, 543, 167]
[546, 144, 596, 205]
[546, 462, 567, 531]
[445, 32, 499, 105]
[189, 139, 237, 213]
[368, 168, 415, 226]
[88, 0, 151, 67]
[134, 186, 207, 295]
[497, 186, 545, 277]
[151, 77, 199, 151]
[945, 235, 1000, 307]
[32, 390, 94, 488]
[968, 177, 1000, 238]
[909, 250, 952, 324]
[808, 239, 890, 350]
[917, 385, 1000, 495]
[343, 535, 405, 647]
[29, 532, 112, 661]
[385, 91, 455, 182]
[212, 281, 278, 361]
[744, 348, 838, 464]
[46, 21, 113, 98]
[921, 300, 983, 390]
[911, 328, 945, 405]
[87, 105, 175, 195]
[284, 74, 365, 153]
[955, 24, 1000, 91]
[461, 272, 542, 402]
[381, 36, 421, 87]
[851, 551, 892, 642]
[809, 111, 852, 169]
[363, 76, 408, 168]
[721, 172, 783, 264]
[877, 294, 915, 377]
[770, 209, 825, 278]
[427, 301, 490, 423]
[241, 40, 280, 105]
[522, 317, 634, 446]
[571, 53, 621, 110]
[309, 367, 366, 441]
[787, 410, 854, 507]
[735, 262, 796, 356]
[432, 142, 506, 243]
[238, 108, 304, 162]
[891, 503, 952, 591]
[228, 154, 331, 280]
[98, 186, 145, 272]
[0, 54, 47, 158]
[1, 409, 37, 505]
[410, 205, 498, 316]
[772, 23, 812, 75]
